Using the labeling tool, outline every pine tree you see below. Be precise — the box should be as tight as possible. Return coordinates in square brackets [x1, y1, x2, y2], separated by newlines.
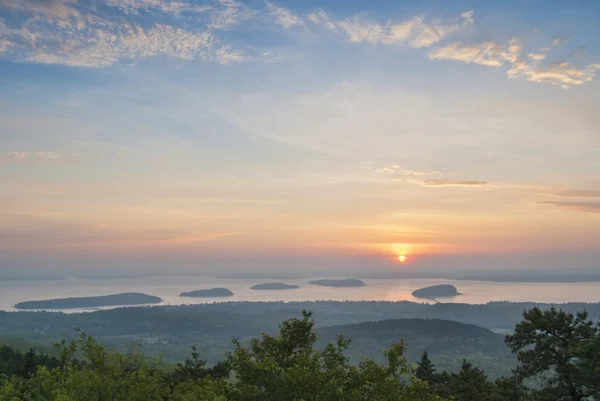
[415, 351, 436, 383]
[21, 348, 38, 377]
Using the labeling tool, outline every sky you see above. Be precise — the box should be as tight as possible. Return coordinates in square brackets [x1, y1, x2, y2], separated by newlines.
[1, 0, 600, 276]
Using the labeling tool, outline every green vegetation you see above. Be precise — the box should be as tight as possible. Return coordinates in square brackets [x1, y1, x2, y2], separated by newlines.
[250, 283, 300, 290]
[3, 300, 600, 377]
[180, 288, 234, 298]
[411, 285, 461, 299]
[308, 279, 366, 287]
[2, 307, 600, 400]
[14, 293, 162, 310]
[316, 319, 513, 377]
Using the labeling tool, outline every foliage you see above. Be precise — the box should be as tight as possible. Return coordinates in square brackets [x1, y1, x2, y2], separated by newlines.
[2, 306, 600, 401]
[506, 307, 600, 401]
[415, 351, 435, 383]
[226, 310, 444, 401]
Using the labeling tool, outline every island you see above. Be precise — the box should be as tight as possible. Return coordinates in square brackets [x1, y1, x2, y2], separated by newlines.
[14, 293, 162, 310]
[308, 279, 366, 288]
[412, 284, 462, 299]
[179, 288, 234, 298]
[250, 283, 300, 290]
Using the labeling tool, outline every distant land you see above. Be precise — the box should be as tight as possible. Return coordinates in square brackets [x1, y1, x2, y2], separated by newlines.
[412, 284, 461, 299]
[216, 273, 306, 280]
[179, 288, 234, 297]
[250, 283, 300, 290]
[316, 318, 513, 376]
[454, 274, 600, 283]
[14, 293, 162, 310]
[308, 279, 366, 287]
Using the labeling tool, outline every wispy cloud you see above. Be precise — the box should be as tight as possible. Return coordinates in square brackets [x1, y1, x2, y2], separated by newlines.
[308, 9, 473, 48]
[0, 0, 81, 23]
[25, 24, 215, 67]
[419, 179, 489, 187]
[209, 0, 255, 30]
[35, 152, 60, 159]
[265, 1, 302, 28]
[104, 0, 212, 15]
[373, 164, 489, 188]
[539, 201, 600, 214]
[429, 37, 600, 88]
[0, 0, 246, 67]
[551, 189, 600, 198]
[375, 165, 441, 177]
[9, 152, 28, 159]
[6, 151, 61, 159]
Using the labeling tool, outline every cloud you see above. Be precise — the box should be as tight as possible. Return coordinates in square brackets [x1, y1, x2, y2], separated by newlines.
[308, 9, 473, 48]
[428, 41, 508, 67]
[35, 152, 60, 159]
[0, 14, 243, 67]
[0, 0, 81, 24]
[214, 44, 244, 64]
[375, 165, 441, 177]
[307, 10, 335, 30]
[5, 151, 61, 160]
[265, 1, 302, 28]
[27, 24, 216, 67]
[539, 201, 600, 214]
[104, 0, 212, 15]
[0, 0, 248, 67]
[209, 0, 255, 30]
[528, 52, 546, 61]
[0, 38, 9, 54]
[429, 37, 600, 87]
[419, 179, 489, 187]
[551, 36, 570, 47]
[374, 166, 491, 188]
[551, 189, 600, 198]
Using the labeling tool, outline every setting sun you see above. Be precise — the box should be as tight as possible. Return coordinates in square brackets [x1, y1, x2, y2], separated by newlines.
[398, 255, 406, 263]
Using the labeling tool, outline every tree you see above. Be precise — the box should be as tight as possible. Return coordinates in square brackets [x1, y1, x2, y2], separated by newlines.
[415, 351, 436, 383]
[226, 310, 446, 401]
[52, 330, 171, 401]
[505, 307, 600, 401]
[20, 349, 38, 377]
[490, 374, 530, 401]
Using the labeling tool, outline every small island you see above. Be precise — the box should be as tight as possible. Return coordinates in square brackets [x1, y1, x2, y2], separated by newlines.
[250, 283, 300, 290]
[179, 288, 234, 298]
[14, 293, 162, 310]
[308, 279, 366, 288]
[412, 284, 462, 299]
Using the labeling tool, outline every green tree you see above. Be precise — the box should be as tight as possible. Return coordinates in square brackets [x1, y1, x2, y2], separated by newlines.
[489, 374, 531, 401]
[52, 331, 170, 401]
[226, 310, 446, 401]
[20, 349, 38, 377]
[415, 351, 436, 383]
[506, 307, 599, 401]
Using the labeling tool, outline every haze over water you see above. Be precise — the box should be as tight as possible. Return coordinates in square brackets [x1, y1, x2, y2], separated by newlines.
[2, 277, 600, 313]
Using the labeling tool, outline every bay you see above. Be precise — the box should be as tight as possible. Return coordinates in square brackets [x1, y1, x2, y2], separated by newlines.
[1, 276, 599, 313]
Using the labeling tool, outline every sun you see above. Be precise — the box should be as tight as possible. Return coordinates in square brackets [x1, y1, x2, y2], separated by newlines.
[398, 255, 406, 263]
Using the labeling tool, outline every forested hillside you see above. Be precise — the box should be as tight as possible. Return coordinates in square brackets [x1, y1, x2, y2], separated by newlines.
[2, 307, 600, 400]
[317, 319, 514, 377]
[1, 300, 599, 374]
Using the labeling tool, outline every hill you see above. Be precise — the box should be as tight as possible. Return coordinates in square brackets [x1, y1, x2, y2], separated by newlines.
[250, 283, 299, 290]
[180, 288, 234, 297]
[3, 300, 599, 372]
[412, 284, 461, 299]
[14, 293, 162, 310]
[316, 318, 514, 377]
[308, 279, 366, 287]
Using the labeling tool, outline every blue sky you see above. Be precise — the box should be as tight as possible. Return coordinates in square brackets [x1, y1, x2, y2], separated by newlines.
[1, 0, 600, 274]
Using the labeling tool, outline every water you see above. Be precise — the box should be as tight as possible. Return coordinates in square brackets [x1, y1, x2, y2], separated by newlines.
[1, 276, 599, 313]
